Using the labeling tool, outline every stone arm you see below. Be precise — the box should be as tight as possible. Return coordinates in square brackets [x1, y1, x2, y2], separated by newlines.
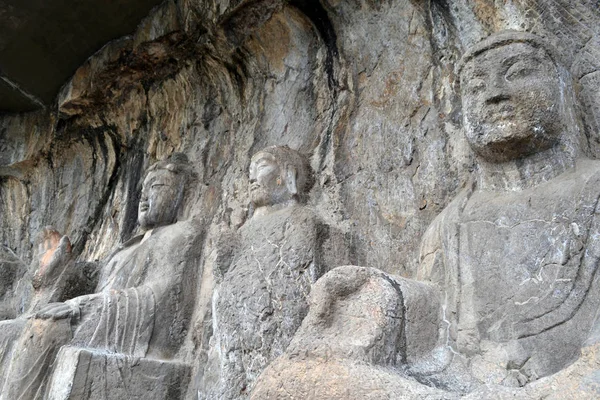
[37, 273, 183, 358]
[303, 265, 373, 326]
[34, 286, 156, 357]
[37, 222, 204, 358]
[0, 227, 98, 320]
[30, 261, 99, 313]
[28, 227, 99, 312]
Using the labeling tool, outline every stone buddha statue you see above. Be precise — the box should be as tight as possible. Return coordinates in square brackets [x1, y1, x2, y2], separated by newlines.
[251, 31, 600, 398]
[0, 153, 204, 399]
[207, 146, 329, 399]
[418, 30, 600, 386]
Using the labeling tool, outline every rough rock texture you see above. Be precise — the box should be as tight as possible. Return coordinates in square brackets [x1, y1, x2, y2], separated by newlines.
[207, 205, 326, 398]
[199, 145, 337, 398]
[251, 266, 454, 399]
[2, 0, 600, 399]
[46, 347, 191, 400]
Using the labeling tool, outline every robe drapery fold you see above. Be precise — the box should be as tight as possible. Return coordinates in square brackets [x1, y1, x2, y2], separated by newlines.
[0, 219, 204, 400]
[71, 286, 156, 357]
[419, 159, 600, 380]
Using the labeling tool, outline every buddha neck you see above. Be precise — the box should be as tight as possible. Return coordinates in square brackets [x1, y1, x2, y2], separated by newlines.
[475, 144, 577, 192]
[253, 198, 298, 218]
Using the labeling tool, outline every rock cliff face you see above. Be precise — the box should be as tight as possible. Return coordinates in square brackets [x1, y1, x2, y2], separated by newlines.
[2, 1, 600, 399]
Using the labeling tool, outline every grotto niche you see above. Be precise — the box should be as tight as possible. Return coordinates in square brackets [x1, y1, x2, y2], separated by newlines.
[2, 1, 600, 399]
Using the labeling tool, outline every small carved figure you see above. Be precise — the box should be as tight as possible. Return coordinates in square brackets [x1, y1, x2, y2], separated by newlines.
[210, 146, 328, 399]
[0, 153, 203, 399]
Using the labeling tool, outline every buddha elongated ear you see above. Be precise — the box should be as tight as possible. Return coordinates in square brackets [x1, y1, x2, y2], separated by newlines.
[285, 165, 298, 196]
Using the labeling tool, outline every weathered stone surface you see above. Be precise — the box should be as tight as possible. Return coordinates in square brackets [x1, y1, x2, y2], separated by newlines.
[0, 155, 203, 399]
[46, 347, 191, 400]
[251, 265, 455, 399]
[428, 31, 600, 382]
[0, 246, 28, 320]
[0, 226, 96, 323]
[253, 358, 459, 400]
[198, 146, 333, 398]
[2, 1, 600, 399]
[251, 28, 600, 400]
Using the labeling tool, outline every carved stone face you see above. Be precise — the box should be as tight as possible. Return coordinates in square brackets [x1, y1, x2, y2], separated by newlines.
[138, 169, 182, 230]
[249, 151, 293, 208]
[460, 42, 563, 162]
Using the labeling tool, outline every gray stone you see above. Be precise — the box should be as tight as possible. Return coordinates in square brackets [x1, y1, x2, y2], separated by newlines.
[0, 154, 203, 399]
[422, 31, 600, 385]
[251, 30, 600, 399]
[46, 347, 190, 400]
[0, 247, 28, 320]
[203, 146, 330, 399]
[0, 226, 96, 322]
[251, 266, 455, 399]
[3, 1, 600, 399]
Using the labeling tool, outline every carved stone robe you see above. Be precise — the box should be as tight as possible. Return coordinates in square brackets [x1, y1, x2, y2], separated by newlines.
[212, 205, 327, 399]
[0, 219, 203, 399]
[71, 219, 203, 357]
[419, 159, 600, 384]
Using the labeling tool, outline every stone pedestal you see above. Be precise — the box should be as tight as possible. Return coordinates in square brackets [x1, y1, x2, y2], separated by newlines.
[46, 347, 191, 400]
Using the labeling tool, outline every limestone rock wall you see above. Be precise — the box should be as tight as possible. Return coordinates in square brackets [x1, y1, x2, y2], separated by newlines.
[1, 0, 600, 398]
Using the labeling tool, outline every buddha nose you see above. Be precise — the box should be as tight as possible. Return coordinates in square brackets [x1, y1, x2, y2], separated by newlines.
[485, 76, 509, 104]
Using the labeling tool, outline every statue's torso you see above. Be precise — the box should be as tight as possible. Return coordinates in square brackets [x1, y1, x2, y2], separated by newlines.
[425, 160, 600, 380]
[74, 220, 203, 357]
[460, 169, 592, 336]
[215, 205, 323, 397]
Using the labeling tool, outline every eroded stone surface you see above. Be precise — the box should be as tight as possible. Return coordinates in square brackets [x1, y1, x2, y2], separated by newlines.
[199, 146, 331, 398]
[3, 1, 600, 399]
[251, 30, 600, 399]
[0, 155, 203, 399]
[46, 347, 191, 400]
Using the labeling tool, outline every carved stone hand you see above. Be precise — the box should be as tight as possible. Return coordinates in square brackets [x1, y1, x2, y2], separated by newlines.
[32, 227, 72, 290]
[34, 300, 80, 320]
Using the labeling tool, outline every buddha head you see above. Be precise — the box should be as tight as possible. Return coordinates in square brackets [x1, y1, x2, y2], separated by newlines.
[138, 153, 191, 231]
[249, 145, 313, 209]
[458, 31, 576, 163]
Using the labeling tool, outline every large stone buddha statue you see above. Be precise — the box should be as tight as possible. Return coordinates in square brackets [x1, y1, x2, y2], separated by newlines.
[0, 153, 204, 399]
[251, 31, 600, 398]
[419, 30, 600, 385]
[207, 146, 330, 399]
